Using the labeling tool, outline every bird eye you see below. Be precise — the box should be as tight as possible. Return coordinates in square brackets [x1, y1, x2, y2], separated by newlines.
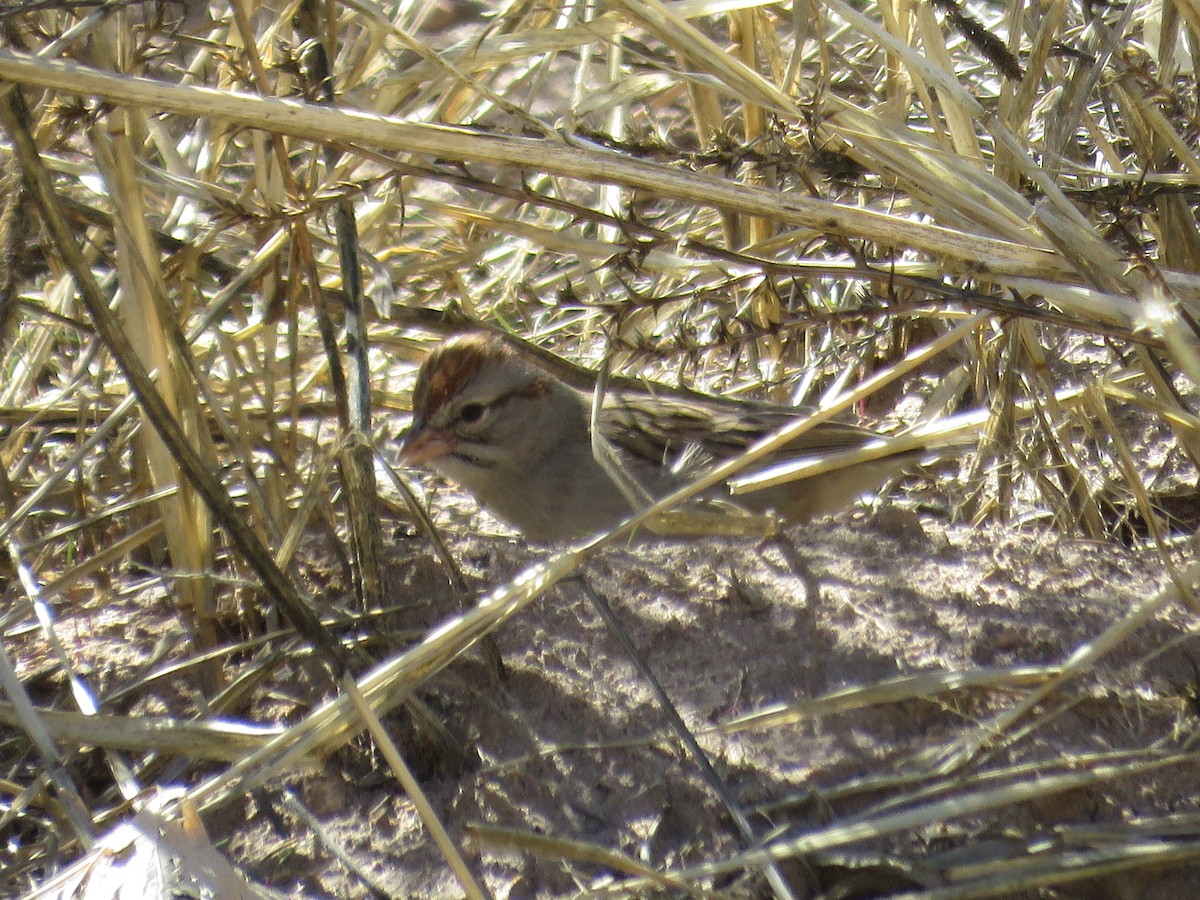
[458, 402, 487, 425]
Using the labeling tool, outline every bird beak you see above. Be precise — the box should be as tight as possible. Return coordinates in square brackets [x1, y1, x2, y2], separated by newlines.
[399, 425, 454, 466]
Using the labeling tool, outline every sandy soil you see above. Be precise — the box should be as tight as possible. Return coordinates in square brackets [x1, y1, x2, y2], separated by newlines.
[193, 499, 1200, 898]
[11, 448, 1200, 899]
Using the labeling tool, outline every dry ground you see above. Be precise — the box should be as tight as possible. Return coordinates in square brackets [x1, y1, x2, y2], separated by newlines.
[19, 486, 1200, 898]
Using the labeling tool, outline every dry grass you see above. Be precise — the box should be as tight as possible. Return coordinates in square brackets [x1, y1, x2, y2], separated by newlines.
[1, 0, 1199, 896]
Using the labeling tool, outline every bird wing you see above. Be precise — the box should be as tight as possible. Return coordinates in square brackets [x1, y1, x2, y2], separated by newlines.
[599, 391, 879, 476]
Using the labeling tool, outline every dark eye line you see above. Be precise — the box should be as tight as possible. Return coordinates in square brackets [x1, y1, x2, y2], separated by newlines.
[451, 378, 547, 428]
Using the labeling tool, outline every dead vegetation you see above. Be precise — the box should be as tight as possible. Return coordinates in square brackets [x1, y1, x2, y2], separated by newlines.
[1, 0, 1200, 896]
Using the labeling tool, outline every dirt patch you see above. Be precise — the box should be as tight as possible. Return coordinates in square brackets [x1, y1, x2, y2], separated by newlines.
[203, 505, 1200, 897]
